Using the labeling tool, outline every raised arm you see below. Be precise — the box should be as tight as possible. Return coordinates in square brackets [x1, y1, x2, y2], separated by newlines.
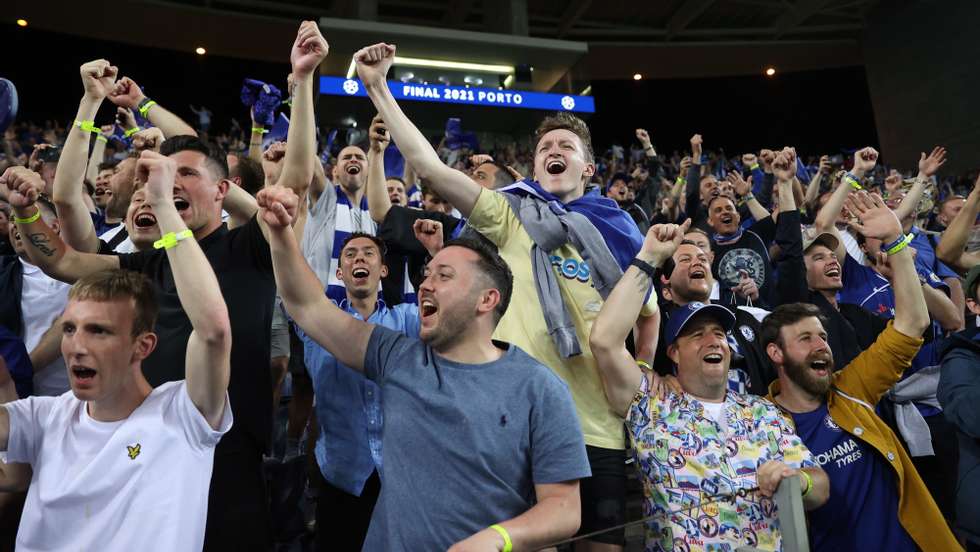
[54, 60, 120, 254]
[590, 220, 687, 416]
[847, 192, 929, 337]
[816, 147, 878, 261]
[85, 125, 111, 185]
[366, 115, 393, 223]
[355, 43, 481, 217]
[684, 135, 703, 221]
[138, 151, 230, 428]
[893, 147, 946, 224]
[803, 156, 829, 211]
[274, 21, 327, 206]
[108, 77, 197, 138]
[223, 180, 259, 230]
[728, 171, 770, 222]
[773, 148, 799, 216]
[257, 184, 374, 371]
[2, 167, 119, 283]
[247, 108, 266, 164]
[937, 175, 980, 271]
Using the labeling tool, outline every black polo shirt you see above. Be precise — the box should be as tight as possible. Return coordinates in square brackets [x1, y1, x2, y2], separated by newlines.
[117, 216, 276, 452]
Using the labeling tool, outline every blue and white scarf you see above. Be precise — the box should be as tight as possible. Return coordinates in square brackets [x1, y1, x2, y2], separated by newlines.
[499, 179, 644, 272]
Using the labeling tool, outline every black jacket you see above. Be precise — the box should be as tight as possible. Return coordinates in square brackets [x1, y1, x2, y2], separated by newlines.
[773, 210, 886, 368]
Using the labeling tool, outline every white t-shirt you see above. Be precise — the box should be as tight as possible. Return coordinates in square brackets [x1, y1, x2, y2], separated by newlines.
[19, 260, 71, 395]
[4, 381, 232, 551]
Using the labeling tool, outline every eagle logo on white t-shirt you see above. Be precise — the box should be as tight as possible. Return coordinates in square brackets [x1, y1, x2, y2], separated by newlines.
[127, 443, 141, 460]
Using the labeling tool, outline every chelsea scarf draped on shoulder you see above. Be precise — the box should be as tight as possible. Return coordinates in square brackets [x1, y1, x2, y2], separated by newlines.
[499, 179, 645, 358]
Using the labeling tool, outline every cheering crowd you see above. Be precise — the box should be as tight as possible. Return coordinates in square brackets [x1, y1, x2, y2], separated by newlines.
[1, 20, 979, 552]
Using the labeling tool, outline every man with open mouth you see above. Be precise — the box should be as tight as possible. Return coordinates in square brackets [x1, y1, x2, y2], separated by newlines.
[300, 231, 421, 551]
[763, 191, 959, 552]
[261, 181, 591, 550]
[700, 144, 788, 309]
[590, 221, 829, 552]
[7, 20, 328, 550]
[0, 146, 233, 551]
[355, 42, 659, 550]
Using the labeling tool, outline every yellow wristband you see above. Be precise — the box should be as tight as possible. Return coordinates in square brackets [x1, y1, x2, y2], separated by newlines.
[675, 177, 686, 185]
[489, 525, 512, 552]
[13, 206, 41, 224]
[96, 135, 108, 143]
[123, 127, 141, 138]
[886, 234, 913, 256]
[750, 163, 760, 170]
[800, 470, 813, 497]
[74, 120, 100, 134]
[251, 127, 269, 134]
[636, 360, 652, 371]
[153, 229, 194, 250]
[138, 100, 157, 117]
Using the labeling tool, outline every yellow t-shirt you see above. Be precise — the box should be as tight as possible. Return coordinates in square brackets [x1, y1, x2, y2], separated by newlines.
[468, 188, 657, 449]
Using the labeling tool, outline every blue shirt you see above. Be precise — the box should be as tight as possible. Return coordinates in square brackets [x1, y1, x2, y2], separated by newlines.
[910, 226, 958, 281]
[840, 252, 949, 377]
[361, 326, 591, 551]
[301, 299, 419, 495]
[792, 404, 915, 552]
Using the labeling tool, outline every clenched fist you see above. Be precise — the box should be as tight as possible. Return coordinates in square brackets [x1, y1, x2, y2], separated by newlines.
[354, 43, 396, 88]
[80, 59, 118, 100]
[291, 21, 329, 79]
[108, 77, 146, 110]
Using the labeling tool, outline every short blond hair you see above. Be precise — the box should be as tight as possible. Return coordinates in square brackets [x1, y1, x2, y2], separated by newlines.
[68, 270, 158, 336]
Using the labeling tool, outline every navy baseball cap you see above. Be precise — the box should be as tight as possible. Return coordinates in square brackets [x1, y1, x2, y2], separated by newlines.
[666, 302, 736, 345]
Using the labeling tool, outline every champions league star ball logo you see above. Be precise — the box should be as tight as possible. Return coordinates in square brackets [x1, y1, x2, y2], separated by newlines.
[560, 96, 576, 110]
[342, 79, 360, 95]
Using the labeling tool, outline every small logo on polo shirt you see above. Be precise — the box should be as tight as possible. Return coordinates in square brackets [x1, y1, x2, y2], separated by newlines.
[127, 443, 141, 460]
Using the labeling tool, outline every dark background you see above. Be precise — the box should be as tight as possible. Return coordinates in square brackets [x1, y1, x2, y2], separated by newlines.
[2, 21, 879, 160]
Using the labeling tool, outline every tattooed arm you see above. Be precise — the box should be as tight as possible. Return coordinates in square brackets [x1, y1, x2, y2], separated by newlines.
[3, 166, 119, 283]
[590, 220, 690, 416]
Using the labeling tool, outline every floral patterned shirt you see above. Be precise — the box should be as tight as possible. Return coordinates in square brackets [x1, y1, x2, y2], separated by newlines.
[627, 376, 815, 551]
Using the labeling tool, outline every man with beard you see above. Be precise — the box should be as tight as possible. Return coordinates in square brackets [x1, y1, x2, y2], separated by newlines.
[762, 191, 959, 552]
[590, 222, 828, 552]
[356, 43, 659, 550]
[301, 232, 420, 551]
[260, 184, 590, 550]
